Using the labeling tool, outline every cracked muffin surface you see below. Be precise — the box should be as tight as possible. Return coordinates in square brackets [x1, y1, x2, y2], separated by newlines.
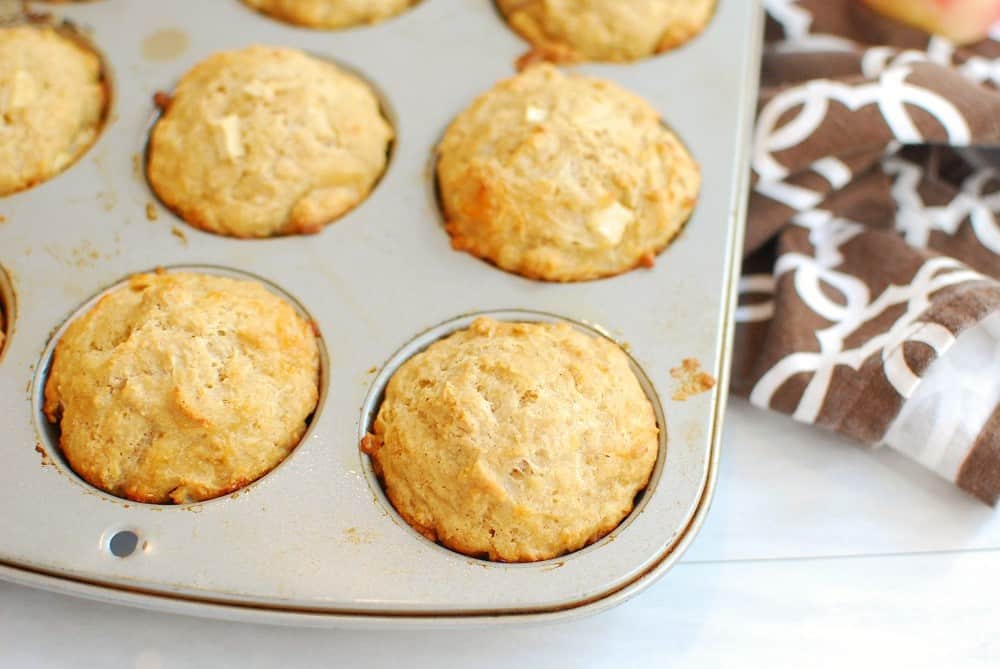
[436, 65, 700, 282]
[43, 271, 321, 504]
[147, 45, 393, 238]
[0, 24, 107, 196]
[363, 317, 658, 562]
[242, 0, 417, 28]
[498, 0, 716, 63]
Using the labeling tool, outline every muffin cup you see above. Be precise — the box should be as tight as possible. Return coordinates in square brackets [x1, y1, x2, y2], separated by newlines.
[359, 309, 667, 565]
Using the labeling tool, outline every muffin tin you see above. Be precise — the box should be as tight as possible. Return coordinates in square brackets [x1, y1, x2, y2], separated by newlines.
[0, 0, 762, 625]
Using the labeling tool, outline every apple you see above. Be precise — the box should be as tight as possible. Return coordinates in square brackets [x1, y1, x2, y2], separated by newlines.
[858, 0, 1000, 44]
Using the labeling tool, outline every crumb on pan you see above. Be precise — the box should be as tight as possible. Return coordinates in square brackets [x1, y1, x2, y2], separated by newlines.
[670, 358, 716, 401]
[153, 90, 172, 110]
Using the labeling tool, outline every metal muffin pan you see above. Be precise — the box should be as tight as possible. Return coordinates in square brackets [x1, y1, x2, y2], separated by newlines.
[0, 0, 762, 625]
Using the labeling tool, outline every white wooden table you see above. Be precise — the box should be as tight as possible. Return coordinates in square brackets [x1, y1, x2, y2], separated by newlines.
[2, 399, 996, 668]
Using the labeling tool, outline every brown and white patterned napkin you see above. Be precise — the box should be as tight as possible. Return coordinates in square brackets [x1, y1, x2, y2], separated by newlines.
[735, 0, 1000, 504]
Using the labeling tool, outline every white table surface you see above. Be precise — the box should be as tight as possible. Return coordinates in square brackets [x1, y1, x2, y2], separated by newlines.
[2, 399, 997, 668]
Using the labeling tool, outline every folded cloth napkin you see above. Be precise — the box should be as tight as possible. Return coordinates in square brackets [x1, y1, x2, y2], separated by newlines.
[735, 0, 1000, 504]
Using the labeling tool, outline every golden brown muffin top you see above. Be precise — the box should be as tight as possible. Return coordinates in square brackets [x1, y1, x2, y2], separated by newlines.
[437, 65, 700, 282]
[364, 317, 659, 562]
[147, 45, 393, 238]
[44, 272, 321, 504]
[0, 24, 107, 196]
[499, 0, 717, 63]
[242, 0, 417, 29]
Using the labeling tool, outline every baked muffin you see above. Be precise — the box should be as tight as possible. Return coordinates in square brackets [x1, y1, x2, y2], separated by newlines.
[498, 0, 717, 63]
[436, 65, 700, 282]
[0, 25, 107, 196]
[147, 46, 393, 238]
[0, 303, 6, 356]
[43, 271, 321, 504]
[362, 317, 659, 562]
[241, 0, 417, 28]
